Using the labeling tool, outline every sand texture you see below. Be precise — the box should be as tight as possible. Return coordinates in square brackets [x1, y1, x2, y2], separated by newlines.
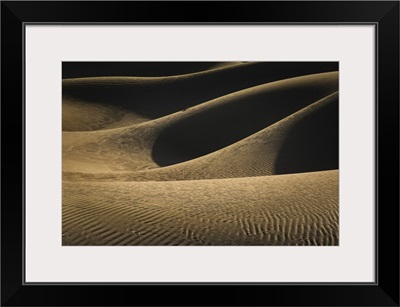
[62, 62, 339, 246]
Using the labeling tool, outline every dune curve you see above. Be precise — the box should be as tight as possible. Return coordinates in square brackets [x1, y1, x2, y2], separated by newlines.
[62, 62, 339, 246]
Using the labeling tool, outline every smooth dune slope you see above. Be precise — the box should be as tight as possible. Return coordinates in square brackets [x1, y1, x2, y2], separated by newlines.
[62, 62, 339, 246]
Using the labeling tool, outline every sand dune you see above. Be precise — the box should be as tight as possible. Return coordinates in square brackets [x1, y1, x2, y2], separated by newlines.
[63, 72, 338, 175]
[127, 91, 338, 181]
[62, 62, 338, 131]
[62, 62, 339, 246]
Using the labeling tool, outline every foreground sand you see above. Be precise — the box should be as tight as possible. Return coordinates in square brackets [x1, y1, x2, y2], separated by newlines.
[63, 170, 338, 246]
[62, 62, 339, 246]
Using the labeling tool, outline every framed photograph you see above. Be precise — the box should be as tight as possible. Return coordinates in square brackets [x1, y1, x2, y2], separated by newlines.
[1, 1, 399, 306]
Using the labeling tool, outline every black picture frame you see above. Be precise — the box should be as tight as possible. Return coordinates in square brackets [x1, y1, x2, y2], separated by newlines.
[1, 1, 399, 306]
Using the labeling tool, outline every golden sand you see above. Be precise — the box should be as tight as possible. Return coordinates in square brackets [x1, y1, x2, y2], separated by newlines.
[62, 62, 339, 246]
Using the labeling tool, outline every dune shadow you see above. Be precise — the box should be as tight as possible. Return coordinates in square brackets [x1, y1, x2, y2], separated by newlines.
[274, 96, 339, 174]
[151, 86, 338, 167]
